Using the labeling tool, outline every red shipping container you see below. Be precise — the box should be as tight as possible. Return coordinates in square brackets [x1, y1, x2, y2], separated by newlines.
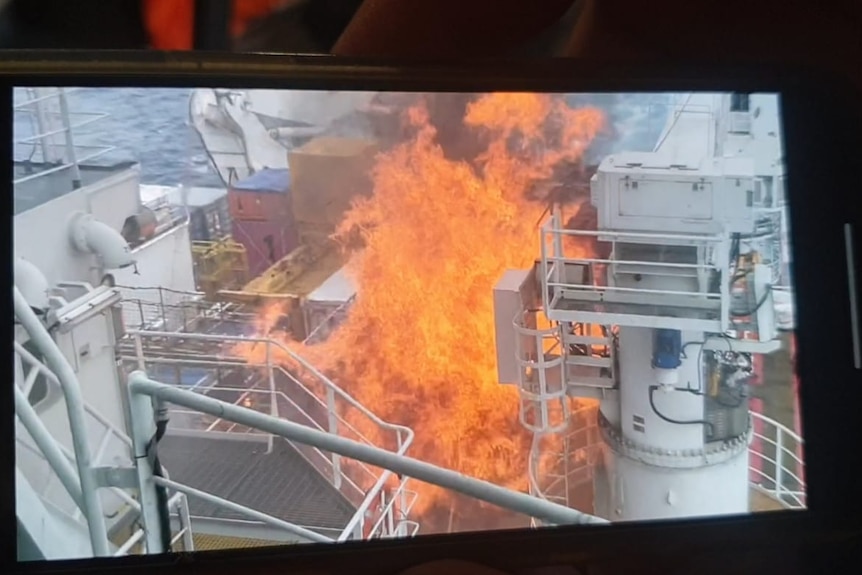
[228, 168, 294, 222]
[232, 219, 299, 278]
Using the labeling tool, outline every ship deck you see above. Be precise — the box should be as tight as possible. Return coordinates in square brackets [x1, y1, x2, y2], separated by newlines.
[750, 488, 787, 513]
[13, 160, 137, 215]
[157, 434, 356, 536]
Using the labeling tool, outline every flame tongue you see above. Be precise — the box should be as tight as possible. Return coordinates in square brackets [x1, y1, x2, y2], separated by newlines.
[244, 93, 605, 530]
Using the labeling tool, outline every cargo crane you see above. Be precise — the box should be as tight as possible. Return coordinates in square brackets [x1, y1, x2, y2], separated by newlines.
[493, 93, 798, 521]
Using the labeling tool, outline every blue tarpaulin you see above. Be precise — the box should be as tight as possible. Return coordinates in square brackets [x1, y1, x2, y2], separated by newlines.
[231, 169, 291, 194]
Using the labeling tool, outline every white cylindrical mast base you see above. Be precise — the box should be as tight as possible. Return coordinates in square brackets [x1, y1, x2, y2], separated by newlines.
[599, 425, 751, 521]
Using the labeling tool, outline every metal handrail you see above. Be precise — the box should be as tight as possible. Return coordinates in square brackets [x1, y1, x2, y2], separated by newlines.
[545, 225, 726, 243]
[129, 372, 608, 528]
[14, 357, 189, 553]
[14, 287, 110, 556]
[113, 492, 193, 556]
[166, 383, 373, 500]
[549, 281, 723, 300]
[127, 328, 416, 539]
[15, 290, 198, 557]
[748, 411, 806, 509]
[153, 477, 332, 543]
[126, 329, 415, 457]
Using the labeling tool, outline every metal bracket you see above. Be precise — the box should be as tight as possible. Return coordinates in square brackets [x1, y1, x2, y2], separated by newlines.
[94, 466, 138, 489]
[703, 338, 782, 354]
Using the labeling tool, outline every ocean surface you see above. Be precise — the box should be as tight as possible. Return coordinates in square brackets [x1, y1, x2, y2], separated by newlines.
[12, 88, 674, 189]
[13, 87, 222, 188]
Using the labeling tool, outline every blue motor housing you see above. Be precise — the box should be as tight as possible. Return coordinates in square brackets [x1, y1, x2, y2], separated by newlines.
[653, 329, 682, 369]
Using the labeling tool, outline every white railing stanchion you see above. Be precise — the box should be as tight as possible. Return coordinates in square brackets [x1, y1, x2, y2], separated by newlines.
[327, 386, 341, 489]
[179, 495, 195, 551]
[134, 333, 146, 371]
[266, 340, 275, 454]
[775, 428, 784, 503]
[128, 388, 167, 554]
[748, 411, 805, 510]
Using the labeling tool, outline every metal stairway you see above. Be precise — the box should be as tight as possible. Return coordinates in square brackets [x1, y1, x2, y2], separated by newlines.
[16, 281, 606, 560]
[116, 324, 416, 541]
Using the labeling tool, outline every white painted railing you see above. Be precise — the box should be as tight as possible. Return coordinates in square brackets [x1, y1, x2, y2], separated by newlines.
[123, 329, 416, 541]
[749, 411, 806, 509]
[129, 372, 607, 536]
[14, 338, 196, 556]
[538, 214, 731, 333]
[527, 405, 600, 512]
[527, 408, 806, 513]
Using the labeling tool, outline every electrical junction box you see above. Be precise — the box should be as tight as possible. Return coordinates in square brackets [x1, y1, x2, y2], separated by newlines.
[493, 268, 537, 385]
[590, 152, 758, 237]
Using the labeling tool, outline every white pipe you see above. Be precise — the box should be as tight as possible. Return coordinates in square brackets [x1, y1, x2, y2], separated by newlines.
[153, 477, 332, 544]
[129, 372, 608, 526]
[127, 390, 166, 554]
[14, 386, 85, 511]
[13, 286, 111, 557]
[56, 88, 82, 187]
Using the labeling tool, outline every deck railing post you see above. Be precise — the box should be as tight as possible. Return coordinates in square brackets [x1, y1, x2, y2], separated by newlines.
[266, 341, 275, 454]
[128, 389, 167, 554]
[775, 426, 784, 502]
[327, 386, 341, 489]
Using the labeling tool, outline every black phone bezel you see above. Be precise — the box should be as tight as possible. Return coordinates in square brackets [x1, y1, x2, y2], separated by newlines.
[2, 51, 861, 575]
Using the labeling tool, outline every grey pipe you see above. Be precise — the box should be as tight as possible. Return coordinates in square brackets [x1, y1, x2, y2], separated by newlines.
[14, 287, 111, 556]
[129, 372, 608, 526]
[14, 385, 85, 511]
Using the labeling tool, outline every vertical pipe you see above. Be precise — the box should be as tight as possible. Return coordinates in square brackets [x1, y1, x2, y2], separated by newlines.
[775, 429, 784, 502]
[266, 341, 274, 454]
[538, 334, 549, 432]
[384, 490, 394, 536]
[179, 496, 195, 551]
[13, 287, 110, 556]
[158, 289, 167, 330]
[31, 88, 52, 162]
[790, 334, 805, 498]
[396, 431, 407, 536]
[540, 227, 549, 313]
[327, 386, 341, 489]
[128, 390, 166, 554]
[134, 333, 146, 371]
[551, 207, 564, 292]
[56, 89, 82, 189]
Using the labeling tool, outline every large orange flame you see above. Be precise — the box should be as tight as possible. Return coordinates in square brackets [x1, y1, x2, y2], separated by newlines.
[237, 93, 605, 531]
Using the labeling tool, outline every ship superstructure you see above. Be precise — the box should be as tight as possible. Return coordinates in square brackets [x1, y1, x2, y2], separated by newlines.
[14, 88, 804, 563]
[493, 93, 803, 521]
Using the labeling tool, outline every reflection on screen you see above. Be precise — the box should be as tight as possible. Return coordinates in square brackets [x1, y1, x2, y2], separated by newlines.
[12, 88, 802, 561]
